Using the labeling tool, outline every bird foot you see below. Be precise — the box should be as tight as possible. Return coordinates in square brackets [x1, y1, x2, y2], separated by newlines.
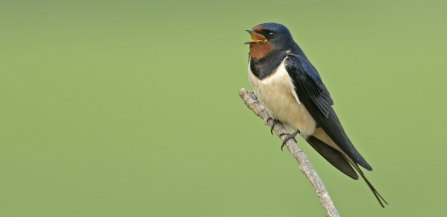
[249, 92, 257, 100]
[279, 129, 300, 150]
[266, 117, 281, 134]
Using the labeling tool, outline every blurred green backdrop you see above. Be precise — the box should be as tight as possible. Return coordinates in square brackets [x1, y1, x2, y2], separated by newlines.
[1, 0, 447, 216]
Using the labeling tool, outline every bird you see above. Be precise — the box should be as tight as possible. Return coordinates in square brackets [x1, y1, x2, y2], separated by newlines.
[245, 22, 387, 207]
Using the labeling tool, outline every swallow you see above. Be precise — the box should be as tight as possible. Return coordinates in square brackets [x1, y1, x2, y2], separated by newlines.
[245, 22, 387, 207]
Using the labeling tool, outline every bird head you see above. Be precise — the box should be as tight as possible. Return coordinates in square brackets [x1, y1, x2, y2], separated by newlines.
[245, 22, 294, 58]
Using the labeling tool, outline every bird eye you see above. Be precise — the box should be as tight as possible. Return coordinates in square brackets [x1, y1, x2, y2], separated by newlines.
[268, 32, 275, 37]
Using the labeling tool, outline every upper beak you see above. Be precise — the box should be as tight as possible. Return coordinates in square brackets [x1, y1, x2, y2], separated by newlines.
[244, 30, 267, 44]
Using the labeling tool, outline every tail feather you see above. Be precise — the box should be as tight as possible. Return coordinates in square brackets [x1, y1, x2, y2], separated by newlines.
[350, 163, 388, 208]
[307, 136, 358, 179]
[307, 135, 388, 207]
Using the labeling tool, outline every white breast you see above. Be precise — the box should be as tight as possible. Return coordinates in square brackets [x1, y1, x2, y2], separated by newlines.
[248, 59, 317, 138]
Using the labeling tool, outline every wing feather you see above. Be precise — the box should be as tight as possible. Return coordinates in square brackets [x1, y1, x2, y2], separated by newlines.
[285, 54, 372, 170]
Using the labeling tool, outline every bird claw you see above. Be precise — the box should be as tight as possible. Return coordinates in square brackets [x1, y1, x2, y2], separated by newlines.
[266, 117, 280, 134]
[249, 92, 257, 100]
[279, 129, 300, 150]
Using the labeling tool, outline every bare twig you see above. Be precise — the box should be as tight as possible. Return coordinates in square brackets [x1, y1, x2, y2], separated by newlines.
[238, 88, 340, 217]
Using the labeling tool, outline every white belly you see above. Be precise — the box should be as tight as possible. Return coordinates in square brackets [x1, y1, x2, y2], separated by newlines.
[248, 60, 316, 138]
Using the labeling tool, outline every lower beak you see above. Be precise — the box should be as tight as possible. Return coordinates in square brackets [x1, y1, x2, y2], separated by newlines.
[245, 30, 267, 44]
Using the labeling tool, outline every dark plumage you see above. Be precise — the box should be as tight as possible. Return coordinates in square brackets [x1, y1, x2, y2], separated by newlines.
[245, 22, 387, 207]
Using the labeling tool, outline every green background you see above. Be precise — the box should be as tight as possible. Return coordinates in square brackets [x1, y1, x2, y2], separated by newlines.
[1, 1, 446, 216]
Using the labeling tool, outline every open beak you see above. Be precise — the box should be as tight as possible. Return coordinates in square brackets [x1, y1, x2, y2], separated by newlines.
[244, 30, 267, 44]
